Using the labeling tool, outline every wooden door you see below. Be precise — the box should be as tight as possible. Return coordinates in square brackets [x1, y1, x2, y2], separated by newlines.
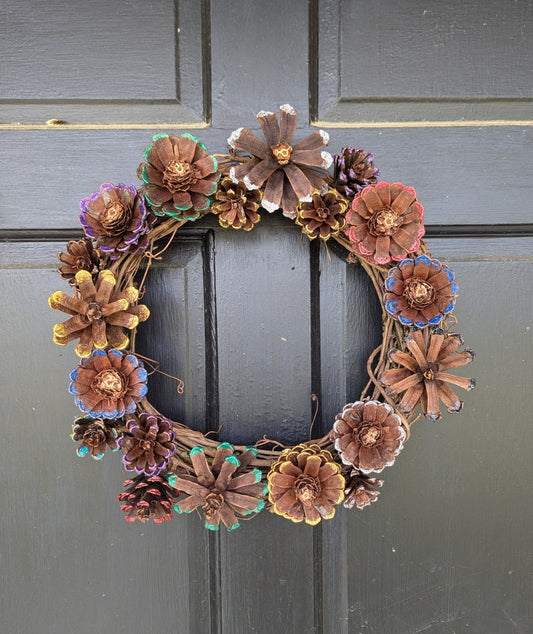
[1, 1, 532, 632]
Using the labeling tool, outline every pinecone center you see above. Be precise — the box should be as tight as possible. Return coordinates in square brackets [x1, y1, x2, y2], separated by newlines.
[86, 301, 104, 322]
[92, 369, 126, 398]
[271, 142, 293, 165]
[422, 362, 438, 381]
[203, 492, 224, 519]
[76, 255, 92, 270]
[315, 204, 329, 220]
[369, 208, 402, 236]
[357, 425, 382, 447]
[101, 202, 129, 234]
[403, 278, 435, 309]
[293, 474, 321, 506]
[229, 198, 245, 218]
[139, 438, 154, 451]
[84, 425, 105, 447]
[163, 160, 197, 192]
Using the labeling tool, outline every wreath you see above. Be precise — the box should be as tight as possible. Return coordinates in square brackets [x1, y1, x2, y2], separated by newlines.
[49, 104, 475, 530]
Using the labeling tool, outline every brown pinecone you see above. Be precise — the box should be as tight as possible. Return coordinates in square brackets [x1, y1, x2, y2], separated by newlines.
[212, 178, 262, 231]
[71, 416, 119, 459]
[170, 443, 265, 531]
[295, 188, 348, 241]
[379, 329, 475, 421]
[58, 238, 100, 283]
[267, 443, 345, 525]
[119, 412, 176, 476]
[343, 470, 383, 509]
[118, 474, 180, 523]
[330, 401, 406, 473]
[49, 269, 149, 357]
[333, 147, 379, 198]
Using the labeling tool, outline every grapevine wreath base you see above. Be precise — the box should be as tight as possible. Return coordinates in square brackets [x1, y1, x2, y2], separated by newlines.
[50, 104, 476, 530]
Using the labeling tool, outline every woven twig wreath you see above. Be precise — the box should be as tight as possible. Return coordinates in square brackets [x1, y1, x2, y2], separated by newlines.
[49, 104, 476, 530]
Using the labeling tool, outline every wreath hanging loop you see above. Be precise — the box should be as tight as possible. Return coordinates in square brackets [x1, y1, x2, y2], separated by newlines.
[50, 104, 475, 530]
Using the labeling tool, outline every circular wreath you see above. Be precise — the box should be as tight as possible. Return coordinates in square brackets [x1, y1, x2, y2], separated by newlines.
[49, 104, 476, 530]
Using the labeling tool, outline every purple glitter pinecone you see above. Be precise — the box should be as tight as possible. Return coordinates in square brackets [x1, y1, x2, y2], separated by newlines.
[333, 147, 379, 198]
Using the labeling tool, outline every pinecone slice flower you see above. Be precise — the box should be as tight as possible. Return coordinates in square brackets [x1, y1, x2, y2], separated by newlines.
[227, 104, 332, 219]
[267, 444, 345, 525]
[330, 401, 406, 474]
[170, 444, 265, 531]
[379, 329, 476, 421]
[383, 255, 458, 327]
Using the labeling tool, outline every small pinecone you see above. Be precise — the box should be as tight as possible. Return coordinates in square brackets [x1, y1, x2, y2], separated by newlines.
[58, 238, 100, 283]
[295, 188, 348, 241]
[71, 416, 120, 459]
[118, 474, 179, 523]
[119, 412, 177, 476]
[333, 147, 379, 198]
[343, 470, 383, 510]
[212, 178, 262, 231]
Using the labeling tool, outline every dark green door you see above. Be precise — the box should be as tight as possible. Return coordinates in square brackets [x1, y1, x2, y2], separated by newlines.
[1, 1, 532, 632]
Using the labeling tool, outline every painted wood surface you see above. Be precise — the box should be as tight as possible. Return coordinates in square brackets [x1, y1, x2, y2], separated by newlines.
[1, 1, 532, 633]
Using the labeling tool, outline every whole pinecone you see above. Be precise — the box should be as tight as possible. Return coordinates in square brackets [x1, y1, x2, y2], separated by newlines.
[267, 443, 345, 525]
[119, 412, 176, 476]
[333, 147, 379, 197]
[57, 238, 100, 284]
[295, 188, 348, 241]
[71, 416, 119, 459]
[212, 178, 262, 231]
[170, 443, 265, 531]
[118, 474, 179, 523]
[330, 401, 406, 473]
[343, 470, 383, 510]
[379, 329, 475, 421]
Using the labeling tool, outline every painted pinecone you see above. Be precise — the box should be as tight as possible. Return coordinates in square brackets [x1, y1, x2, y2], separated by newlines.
[119, 412, 176, 476]
[118, 474, 179, 523]
[227, 104, 332, 219]
[79, 183, 155, 260]
[346, 182, 425, 265]
[267, 443, 345, 525]
[343, 470, 383, 510]
[69, 349, 148, 419]
[379, 329, 475, 421]
[295, 188, 348, 241]
[212, 178, 262, 231]
[383, 255, 458, 328]
[137, 133, 220, 221]
[170, 443, 265, 531]
[330, 401, 406, 474]
[57, 238, 100, 284]
[49, 269, 150, 357]
[333, 147, 379, 198]
[70, 416, 120, 459]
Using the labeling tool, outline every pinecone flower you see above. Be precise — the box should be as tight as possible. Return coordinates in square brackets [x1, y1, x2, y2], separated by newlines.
[267, 443, 345, 525]
[212, 178, 262, 231]
[227, 104, 332, 220]
[119, 412, 176, 476]
[346, 182, 425, 265]
[118, 474, 179, 523]
[295, 188, 348, 241]
[170, 443, 265, 531]
[137, 133, 220, 221]
[70, 415, 119, 459]
[57, 238, 100, 283]
[69, 349, 148, 419]
[343, 470, 383, 510]
[79, 183, 155, 260]
[330, 401, 406, 474]
[49, 269, 150, 357]
[333, 147, 379, 197]
[379, 329, 476, 421]
[383, 255, 458, 328]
